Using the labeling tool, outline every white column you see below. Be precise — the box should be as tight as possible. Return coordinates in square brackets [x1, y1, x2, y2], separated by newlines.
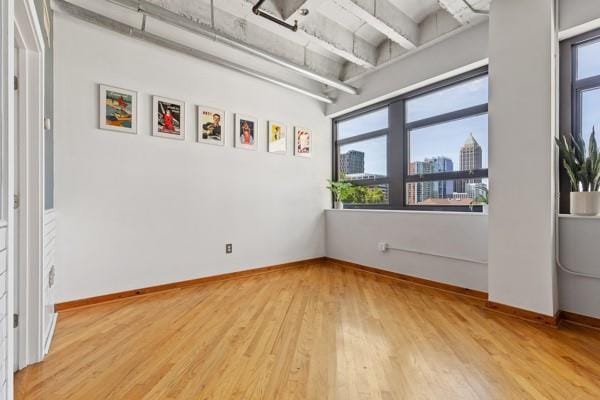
[488, 0, 558, 315]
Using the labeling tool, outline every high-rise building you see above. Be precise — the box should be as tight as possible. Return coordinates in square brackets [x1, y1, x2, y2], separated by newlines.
[456, 133, 482, 193]
[407, 156, 454, 205]
[339, 150, 365, 176]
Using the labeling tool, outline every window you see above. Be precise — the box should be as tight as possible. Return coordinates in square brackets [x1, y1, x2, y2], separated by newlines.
[333, 68, 488, 211]
[334, 107, 390, 207]
[560, 29, 600, 213]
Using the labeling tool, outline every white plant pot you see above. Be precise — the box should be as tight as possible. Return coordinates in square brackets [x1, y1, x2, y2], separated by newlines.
[570, 191, 600, 216]
[334, 201, 344, 210]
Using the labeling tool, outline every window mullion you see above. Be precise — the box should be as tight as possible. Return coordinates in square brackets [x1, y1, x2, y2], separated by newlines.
[388, 100, 405, 210]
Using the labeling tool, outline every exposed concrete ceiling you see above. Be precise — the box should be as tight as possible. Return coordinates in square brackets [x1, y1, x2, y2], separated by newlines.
[67, 0, 491, 96]
[149, 0, 490, 78]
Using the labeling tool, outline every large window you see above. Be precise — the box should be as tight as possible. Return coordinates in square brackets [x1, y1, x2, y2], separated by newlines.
[333, 68, 489, 211]
[335, 108, 390, 206]
[560, 29, 600, 213]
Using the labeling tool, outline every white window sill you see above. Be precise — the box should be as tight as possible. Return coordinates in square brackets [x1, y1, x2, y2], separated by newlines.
[325, 208, 486, 217]
[558, 214, 600, 220]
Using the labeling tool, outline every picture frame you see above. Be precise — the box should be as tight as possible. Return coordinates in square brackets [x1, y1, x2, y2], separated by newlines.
[294, 126, 312, 158]
[99, 84, 137, 134]
[198, 106, 225, 146]
[153, 96, 185, 140]
[267, 120, 287, 154]
[235, 114, 258, 150]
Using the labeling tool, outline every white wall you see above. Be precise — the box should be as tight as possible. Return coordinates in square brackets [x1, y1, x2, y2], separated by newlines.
[326, 210, 488, 292]
[325, 21, 489, 117]
[487, 0, 558, 316]
[559, 0, 600, 35]
[54, 14, 331, 303]
[53, 1, 600, 321]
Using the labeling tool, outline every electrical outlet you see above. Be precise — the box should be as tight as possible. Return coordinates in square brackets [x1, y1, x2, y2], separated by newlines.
[378, 242, 388, 252]
[226, 243, 233, 254]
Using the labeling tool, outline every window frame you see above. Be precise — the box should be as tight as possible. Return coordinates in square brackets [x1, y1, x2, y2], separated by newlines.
[559, 28, 600, 213]
[333, 66, 488, 211]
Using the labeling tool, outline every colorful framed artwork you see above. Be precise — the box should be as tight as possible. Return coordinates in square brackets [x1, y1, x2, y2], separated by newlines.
[198, 106, 225, 146]
[235, 114, 258, 150]
[267, 120, 287, 154]
[99, 84, 137, 134]
[153, 96, 185, 140]
[294, 126, 312, 157]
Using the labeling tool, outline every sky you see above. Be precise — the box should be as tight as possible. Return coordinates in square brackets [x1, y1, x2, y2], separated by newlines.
[337, 76, 488, 176]
[577, 39, 600, 80]
[581, 88, 600, 147]
[577, 38, 600, 149]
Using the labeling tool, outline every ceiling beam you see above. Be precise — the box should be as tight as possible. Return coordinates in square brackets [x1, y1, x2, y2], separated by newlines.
[438, 0, 474, 25]
[298, 12, 377, 68]
[332, 0, 417, 49]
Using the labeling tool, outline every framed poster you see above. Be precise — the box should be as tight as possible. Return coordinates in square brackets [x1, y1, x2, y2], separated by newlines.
[153, 96, 185, 140]
[198, 106, 225, 146]
[235, 114, 258, 150]
[294, 126, 312, 157]
[267, 120, 287, 154]
[99, 84, 137, 134]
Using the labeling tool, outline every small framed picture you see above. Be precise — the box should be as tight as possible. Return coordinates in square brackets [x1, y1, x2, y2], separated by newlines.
[235, 114, 258, 150]
[294, 126, 312, 157]
[153, 96, 185, 140]
[198, 106, 225, 146]
[99, 84, 137, 134]
[268, 120, 287, 154]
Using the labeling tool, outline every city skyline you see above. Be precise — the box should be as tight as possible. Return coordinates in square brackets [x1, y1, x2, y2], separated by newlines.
[339, 133, 486, 205]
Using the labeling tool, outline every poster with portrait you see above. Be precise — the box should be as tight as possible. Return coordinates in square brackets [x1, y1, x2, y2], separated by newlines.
[268, 121, 287, 154]
[99, 84, 137, 134]
[153, 96, 185, 140]
[198, 107, 225, 146]
[294, 126, 312, 158]
[235, 114, 258, 150]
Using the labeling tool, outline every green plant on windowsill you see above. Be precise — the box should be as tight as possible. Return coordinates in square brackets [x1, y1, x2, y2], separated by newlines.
[555, 128, 600, 215]
[327, 179, 385, 209]
[326, 179, 353, 209]
[474, 184, 489, 215]
[474, 185, 488, 204]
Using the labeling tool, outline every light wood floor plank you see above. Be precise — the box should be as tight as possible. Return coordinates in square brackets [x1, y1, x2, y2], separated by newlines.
[15, 263, 600, 399]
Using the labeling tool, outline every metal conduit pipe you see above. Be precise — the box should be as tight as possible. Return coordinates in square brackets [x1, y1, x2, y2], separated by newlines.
[461, 0, 489, 15]
[106, 0, 358, 95]
[252, 0, 298, 32]
[555, 209, 600, 280]
[386, 245, 487, 265]
[53, 0, 334, 104]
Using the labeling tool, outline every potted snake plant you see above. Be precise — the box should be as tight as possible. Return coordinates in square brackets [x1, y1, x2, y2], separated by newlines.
[556, 128, 600, 216]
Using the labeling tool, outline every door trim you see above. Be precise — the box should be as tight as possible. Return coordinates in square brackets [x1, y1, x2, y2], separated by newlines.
[12, 0, 45, 374]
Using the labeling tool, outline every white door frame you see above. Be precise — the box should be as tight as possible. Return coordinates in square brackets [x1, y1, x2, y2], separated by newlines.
[12, 0, 45, 372]
[0, 0, 15, 397]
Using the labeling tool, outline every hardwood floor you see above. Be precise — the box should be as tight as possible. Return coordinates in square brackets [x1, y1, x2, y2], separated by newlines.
[15, 262, 600, 399]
